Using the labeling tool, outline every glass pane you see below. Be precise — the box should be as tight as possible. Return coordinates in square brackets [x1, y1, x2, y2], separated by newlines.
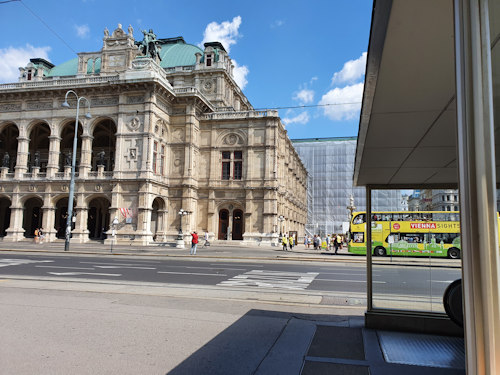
[222, 162, 230, 180]
[234, 161, 242, 179]
[365, 189, 462, 313]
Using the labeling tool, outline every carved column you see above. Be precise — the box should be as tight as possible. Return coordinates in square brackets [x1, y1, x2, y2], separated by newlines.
[72, 206, 89, 243]
[14, 136, 29, 179]
[79, 134, 93, 178]
[41, 207, 56, 242]
[47, 135, 61, 178]
[5, 194, 24, 241]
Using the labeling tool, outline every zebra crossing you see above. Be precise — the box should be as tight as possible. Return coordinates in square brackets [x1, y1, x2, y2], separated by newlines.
[217, 270, 319, 290]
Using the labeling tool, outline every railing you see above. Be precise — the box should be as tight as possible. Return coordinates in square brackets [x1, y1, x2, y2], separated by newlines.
[0, 75, 120, 91]
[201, 110, 278, 121]
[173, 87, 212, 108]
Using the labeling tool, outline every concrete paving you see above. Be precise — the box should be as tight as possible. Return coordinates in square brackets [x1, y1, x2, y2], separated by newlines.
[0, 239, 465, 374]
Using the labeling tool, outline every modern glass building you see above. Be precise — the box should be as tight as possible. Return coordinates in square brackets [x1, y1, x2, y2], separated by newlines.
[292, 137, 403, 235]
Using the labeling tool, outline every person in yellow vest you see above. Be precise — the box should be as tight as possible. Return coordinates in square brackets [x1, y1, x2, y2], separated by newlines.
[282, 233, 288, 251]
[34, 228, 39, 244]
[288, 234, 294, 251]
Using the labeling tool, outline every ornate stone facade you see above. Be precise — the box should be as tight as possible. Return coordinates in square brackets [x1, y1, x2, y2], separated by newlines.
[0, 25, 307, 246]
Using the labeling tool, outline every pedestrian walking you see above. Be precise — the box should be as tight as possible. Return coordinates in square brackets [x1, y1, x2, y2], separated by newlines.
[333, 233, 341, 254]
[325, 235, 330, 251]
[39, 227, 45, 244]
[203, 231, 210, 247]
[288, 235, 294, 251]
[190, 231, 198, 255]
[34, 228, 39, 244]
[282, 233, 288, 251]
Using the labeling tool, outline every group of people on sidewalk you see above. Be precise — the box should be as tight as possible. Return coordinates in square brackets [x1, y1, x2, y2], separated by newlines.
[281, 233, 295, 251]
[33, 227, 45, 244]
[190, 231, 210, 255]
[304, 233, 345, 254]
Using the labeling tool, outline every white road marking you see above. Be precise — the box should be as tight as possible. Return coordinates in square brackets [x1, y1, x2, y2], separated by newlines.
[35, 266, 95, 270]
[429, 280, 457, 283]
[158, 271, 227, 276]
[48, 272, 121, 277]
[218, 270, 319, 290]
[94, 265, 156, 270]
[211, 263, 264, 268]
[80, 262, 156, 266]
[314, 278, 386, 284]
[0, 259, 53, 267]
[185, 266, 246, 271]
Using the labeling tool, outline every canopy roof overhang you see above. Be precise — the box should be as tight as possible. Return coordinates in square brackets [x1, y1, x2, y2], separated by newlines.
[354, 0, 500, 188]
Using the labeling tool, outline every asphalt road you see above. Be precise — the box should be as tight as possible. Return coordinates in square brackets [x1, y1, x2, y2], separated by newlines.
[0, 253, 461, 299]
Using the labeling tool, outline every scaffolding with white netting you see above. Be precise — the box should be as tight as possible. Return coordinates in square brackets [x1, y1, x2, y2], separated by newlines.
[292, 137, 404, 237]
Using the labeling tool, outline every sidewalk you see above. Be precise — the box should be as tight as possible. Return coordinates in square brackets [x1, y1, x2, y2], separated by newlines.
[0, 239, 362, 262]
[0, 239, 465, 374]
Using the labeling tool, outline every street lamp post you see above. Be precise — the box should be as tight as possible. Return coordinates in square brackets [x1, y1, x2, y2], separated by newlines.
[176, 209, 189, 248]
[62, 90, 91, 251]
[111, 216, 119, 253]
[278, 215, 285, 237]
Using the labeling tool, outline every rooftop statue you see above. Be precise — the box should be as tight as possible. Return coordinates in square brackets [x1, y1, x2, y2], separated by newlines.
[140, 29, 162, 61]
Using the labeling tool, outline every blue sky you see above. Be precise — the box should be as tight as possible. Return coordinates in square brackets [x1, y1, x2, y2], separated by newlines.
[0, 0, 373, 139]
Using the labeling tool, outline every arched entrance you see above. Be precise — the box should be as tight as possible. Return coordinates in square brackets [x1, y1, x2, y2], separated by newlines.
[0, 197, 11, 237]
[23, 197, 43, 238]
[218, 208, 245, 240]
[151, 197, 165, 241]
[232, 209, 244, 240]
[87, 197, 110, 240]
[54, 197, 76, 239]
[0, 123, 19, 172]
[218, 209, 229, 240]
[60, 121, 83, 171]
[91, 119, 116, 171]
[28, 122, 50, 172]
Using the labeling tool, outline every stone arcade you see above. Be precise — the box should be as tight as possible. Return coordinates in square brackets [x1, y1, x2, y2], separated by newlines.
[0, 24, 307, 246]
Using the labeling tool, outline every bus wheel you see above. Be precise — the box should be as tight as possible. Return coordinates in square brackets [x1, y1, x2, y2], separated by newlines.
[374, 246, 386, 257]
[448, 247, 460, 259]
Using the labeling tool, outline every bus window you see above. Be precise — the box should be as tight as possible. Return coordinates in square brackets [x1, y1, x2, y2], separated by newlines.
[392, 213, 403, 221]
[372, 214, 379, 221]
[353, 232, 364, 243]
[449, 213, 460, 222]
[353, 214, 365, 224]
[400, 233, 425, 243]
[432, 213, 447, 221]
[381, 214, 392, 221]
[432, 233, 460, 244]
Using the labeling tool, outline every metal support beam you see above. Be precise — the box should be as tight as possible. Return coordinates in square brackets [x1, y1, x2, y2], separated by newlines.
[455, 0, 500, 372]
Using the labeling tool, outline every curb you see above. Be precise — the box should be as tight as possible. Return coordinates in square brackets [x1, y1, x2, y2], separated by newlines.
[0, 248, 362, 263]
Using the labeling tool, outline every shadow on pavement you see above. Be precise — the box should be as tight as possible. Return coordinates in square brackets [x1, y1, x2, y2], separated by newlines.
[167, 309, 354, 375]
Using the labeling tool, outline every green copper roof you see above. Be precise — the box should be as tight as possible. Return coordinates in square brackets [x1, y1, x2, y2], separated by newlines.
[45, 37, 203, 78]
[159, 42, 202, 68]
[47, 57, 78, 77]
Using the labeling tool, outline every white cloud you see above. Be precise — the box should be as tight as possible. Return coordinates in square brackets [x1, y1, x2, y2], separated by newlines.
[232, 59, 249, 89]
[331, 52, 367, 85]
[271, 20, 285, 28]
[293, 89, 314, 104]
[75, 24, 90, 39]
[0, 44, 51, 83]
[318, 82, 364, 121]
[283, 111, 310, 125]
[200, 16, 242, 53]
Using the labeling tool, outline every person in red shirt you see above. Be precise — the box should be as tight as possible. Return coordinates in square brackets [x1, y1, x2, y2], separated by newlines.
[190, 231, 199, 255]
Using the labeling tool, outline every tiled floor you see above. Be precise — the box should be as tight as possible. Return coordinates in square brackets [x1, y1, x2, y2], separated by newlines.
[301, 325, 465, 375]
